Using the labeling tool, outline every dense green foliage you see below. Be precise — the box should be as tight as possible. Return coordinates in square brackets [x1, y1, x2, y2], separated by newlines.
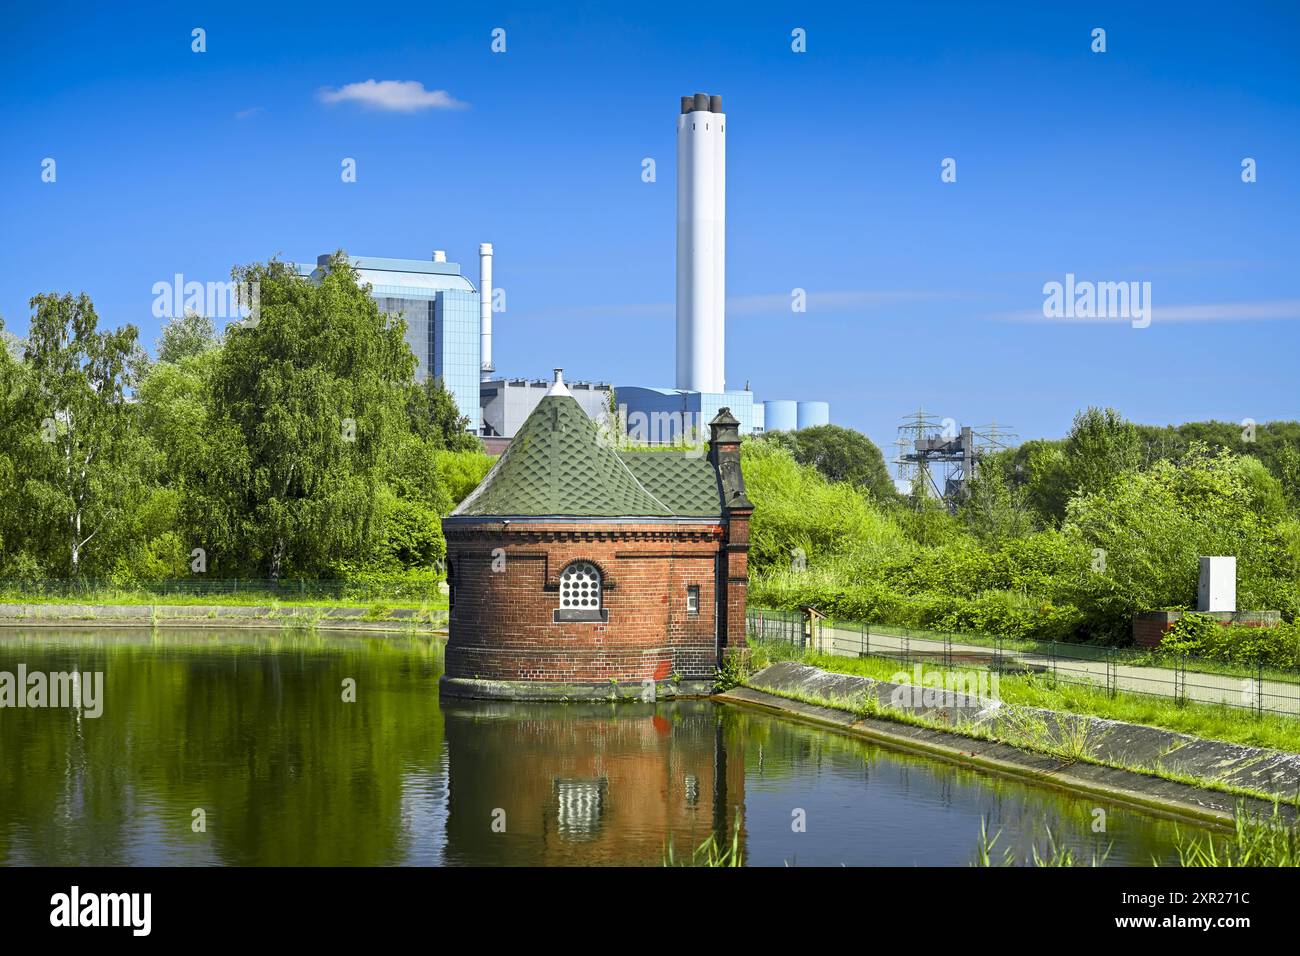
[1162, 613, 1300, 669]
[744, 407, 1300, 650]
[763, 423, 898, 504]
[0, 255, 492, 584]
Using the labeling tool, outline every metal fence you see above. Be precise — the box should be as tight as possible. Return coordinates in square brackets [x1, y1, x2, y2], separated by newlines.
[746, 608, 1300, 718]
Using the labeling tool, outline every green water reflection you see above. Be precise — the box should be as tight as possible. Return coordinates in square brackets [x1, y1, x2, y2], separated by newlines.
[0, 630, 1217, 865]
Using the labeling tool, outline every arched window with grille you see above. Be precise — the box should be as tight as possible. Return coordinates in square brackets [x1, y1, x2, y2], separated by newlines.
[555, 561, 607, 623]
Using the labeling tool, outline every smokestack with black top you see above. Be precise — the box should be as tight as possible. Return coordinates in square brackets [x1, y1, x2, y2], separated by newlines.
[676, 92, 725, 393]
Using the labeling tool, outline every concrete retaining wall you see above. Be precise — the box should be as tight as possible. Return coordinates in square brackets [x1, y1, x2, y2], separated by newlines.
[0, 603, 448, 632]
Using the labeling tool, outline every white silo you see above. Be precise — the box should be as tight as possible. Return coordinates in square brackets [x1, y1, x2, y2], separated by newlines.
[676, 92, 726, 394]
[796, 401, 830, 429]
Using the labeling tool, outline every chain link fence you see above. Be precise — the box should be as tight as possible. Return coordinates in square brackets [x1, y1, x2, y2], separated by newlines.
[746, 608, 1300, 717]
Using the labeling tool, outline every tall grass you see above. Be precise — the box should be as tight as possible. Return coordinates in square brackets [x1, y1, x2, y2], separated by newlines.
[1176, 806, 1300, 866]
[663, 819, 744, 867]
[975, 819, 1113, 867]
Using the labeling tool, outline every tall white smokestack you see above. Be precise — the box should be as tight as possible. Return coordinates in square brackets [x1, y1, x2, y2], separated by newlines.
[676, 92, 725, 394]
[479, 242, 494, 380]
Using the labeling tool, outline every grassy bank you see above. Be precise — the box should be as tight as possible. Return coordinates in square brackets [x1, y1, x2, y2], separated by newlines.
[747, 639, 1300, 754]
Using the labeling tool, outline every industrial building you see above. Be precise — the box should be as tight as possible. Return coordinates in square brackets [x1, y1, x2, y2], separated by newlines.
[616, 386, 760, 443]
[480, 375, 613, 439]
[613, 92, 828, 442]
[298, 91, 828, 446]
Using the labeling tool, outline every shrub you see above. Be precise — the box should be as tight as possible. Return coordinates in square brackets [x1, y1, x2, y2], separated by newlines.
[1162, 613, 1300, 668]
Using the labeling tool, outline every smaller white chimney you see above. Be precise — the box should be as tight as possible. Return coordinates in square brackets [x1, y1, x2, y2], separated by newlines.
[479, 242, 494, 380]
[546, 367, 570, 397]
[432, 250, 447, 262]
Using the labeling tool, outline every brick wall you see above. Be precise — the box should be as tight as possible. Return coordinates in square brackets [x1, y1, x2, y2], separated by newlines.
[1132, 612, 1176, 648]
[444, 521, 728, 683]
[1131, 609, 1282, 647]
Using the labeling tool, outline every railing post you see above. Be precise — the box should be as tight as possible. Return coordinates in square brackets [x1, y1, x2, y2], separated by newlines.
[1256, 662, 1264, 718]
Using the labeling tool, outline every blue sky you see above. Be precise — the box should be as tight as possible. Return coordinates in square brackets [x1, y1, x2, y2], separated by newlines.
[2, 1, 1297, 458]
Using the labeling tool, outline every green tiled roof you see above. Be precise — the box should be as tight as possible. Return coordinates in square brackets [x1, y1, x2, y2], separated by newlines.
[618, 451, 721, 517]
[452, 395, 722, 518]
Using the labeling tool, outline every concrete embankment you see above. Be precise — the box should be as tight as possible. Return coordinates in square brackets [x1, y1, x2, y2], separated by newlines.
[0, 603, 448, 634]
[720, 662, 1300, 827]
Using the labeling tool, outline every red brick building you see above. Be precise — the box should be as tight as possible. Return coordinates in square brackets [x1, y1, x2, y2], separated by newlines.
[440, 372, 751, 700]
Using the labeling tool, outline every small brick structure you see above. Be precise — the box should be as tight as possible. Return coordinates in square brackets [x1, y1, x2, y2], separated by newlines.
[441, 372, 751, 700]
[1132, 610, 1282, 648]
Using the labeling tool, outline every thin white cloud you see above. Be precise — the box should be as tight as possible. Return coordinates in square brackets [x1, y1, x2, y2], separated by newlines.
[536, 290, 974, 320]
[234, 106, 264, 120]
[993, 299, 1300, 324]
[727, 289, 973, 315]
[318, 79, 467, 112]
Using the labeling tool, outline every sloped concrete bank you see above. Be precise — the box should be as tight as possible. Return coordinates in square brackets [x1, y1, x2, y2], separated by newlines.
[720, 662, 1300, 827]
[0, 603, 448, 634]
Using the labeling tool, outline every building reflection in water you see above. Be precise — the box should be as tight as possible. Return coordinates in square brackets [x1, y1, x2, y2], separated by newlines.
[441, 699, 746, 865]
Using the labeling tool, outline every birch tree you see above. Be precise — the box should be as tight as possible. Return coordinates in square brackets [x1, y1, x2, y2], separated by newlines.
[22, 293, 138, 575]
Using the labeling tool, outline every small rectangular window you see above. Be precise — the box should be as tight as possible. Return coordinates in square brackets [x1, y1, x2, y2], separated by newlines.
[686, 585, 700, 615]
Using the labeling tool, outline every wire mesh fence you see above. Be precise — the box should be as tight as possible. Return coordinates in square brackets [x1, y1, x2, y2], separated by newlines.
[745, 607, 1300, 717]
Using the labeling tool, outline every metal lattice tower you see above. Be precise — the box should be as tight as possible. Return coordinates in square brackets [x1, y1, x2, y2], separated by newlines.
[897, 409, 1017, 507]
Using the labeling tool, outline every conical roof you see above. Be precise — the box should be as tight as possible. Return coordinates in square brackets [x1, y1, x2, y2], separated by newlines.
[453, 394, 721, 518]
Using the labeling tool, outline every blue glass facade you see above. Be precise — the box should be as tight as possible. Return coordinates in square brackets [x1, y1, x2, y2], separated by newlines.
[373, 293, 435, 381]
[433, 290, 481, 434]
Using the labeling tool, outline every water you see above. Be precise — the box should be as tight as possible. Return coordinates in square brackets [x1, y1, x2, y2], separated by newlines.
[0, 629, 1216, 866]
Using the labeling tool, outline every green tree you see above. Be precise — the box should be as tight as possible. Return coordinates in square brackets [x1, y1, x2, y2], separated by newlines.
[1274, 443, 1300, 512]
[157, 311, 217, 363]
[0, 320, 27, 571]
[961, 462, 1033, 543]
[406, 375, 481, 452]
[18, 293, 140, 575]
[767, 424, 897, 503]
[200, 255, 415, 581]
[1063, 406, 1141, 499]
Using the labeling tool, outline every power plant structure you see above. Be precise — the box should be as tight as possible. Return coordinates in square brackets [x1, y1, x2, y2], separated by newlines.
[895, 408, 1016, 507]
[676, 92, 726, 394]
[294, 91, 829, 447]
[615, 92, 828, 443]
